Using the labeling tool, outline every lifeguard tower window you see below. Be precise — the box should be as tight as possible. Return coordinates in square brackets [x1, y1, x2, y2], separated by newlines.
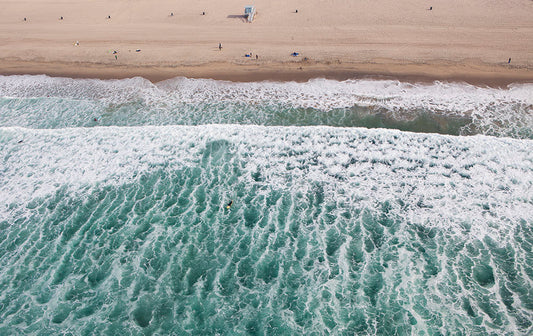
[244, 6, 256, 22]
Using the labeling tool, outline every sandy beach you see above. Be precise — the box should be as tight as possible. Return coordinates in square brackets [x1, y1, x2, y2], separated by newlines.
[0, 0, 532, 84]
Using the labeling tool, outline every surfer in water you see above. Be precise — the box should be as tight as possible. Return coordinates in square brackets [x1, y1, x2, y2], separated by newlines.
[226, 200, 233, 209]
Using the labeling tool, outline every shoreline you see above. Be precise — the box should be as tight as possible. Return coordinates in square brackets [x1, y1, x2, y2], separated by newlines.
[1, 60, 532, 87]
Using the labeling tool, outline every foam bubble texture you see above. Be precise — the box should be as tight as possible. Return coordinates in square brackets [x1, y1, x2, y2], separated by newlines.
[1, 125, 531, 241]
[0, 75, 531, 138]
[1, 125, 532, 334]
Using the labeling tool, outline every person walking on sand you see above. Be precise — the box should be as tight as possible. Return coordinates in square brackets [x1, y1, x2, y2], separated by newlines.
[508, 58, 511, 64]
[219, 43, 222, 50]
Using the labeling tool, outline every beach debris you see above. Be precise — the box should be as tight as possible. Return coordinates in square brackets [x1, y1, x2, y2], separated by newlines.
[74, 41, 80, 46]
[291, 52, 299, 57]
[136, 49, 141, 52]
[295, 9, 298, 13]
[202, 12, 205, 15]
[170, 12, 174, 16]
[107, 15, 111, 19]
[23, 17, 27, 21]
[60, 16, 63, 20]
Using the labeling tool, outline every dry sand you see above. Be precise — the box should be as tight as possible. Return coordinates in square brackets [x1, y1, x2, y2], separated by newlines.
[0, 0, 532, 84]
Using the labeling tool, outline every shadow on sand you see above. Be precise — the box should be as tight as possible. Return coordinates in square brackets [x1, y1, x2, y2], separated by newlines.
[227, 14, 247, 22]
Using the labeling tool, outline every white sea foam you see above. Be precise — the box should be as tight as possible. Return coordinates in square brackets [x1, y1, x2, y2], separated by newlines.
[1, 123, 532, 334]
[0, 75, 152, 101]
[159, 77, 533, 115]
[0, 125, 531, 242]
[1, 75, 531, 137]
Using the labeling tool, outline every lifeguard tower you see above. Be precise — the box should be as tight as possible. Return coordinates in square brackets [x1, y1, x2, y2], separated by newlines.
[244, 6, 256, 22]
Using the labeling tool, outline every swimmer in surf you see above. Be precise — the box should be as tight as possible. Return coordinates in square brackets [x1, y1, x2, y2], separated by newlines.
[226, 200, 233, 209]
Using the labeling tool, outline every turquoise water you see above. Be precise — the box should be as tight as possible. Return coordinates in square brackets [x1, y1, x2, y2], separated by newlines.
[0, 75, 532, 335]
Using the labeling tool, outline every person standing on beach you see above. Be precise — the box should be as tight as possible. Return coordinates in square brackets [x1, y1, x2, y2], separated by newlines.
[508, 58, 511, 64]
[219, 43, 222, 50]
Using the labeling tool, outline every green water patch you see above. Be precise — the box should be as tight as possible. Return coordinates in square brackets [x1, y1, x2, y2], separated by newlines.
[0, 136, 531, 334]
[313, 106, 471, 135]
[0, 98, 477, 136]
[216, 103, 472, 136]
[0, 183, 530, 334]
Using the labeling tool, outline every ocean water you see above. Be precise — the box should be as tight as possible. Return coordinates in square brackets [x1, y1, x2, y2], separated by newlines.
[0, 75, 532, 335]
